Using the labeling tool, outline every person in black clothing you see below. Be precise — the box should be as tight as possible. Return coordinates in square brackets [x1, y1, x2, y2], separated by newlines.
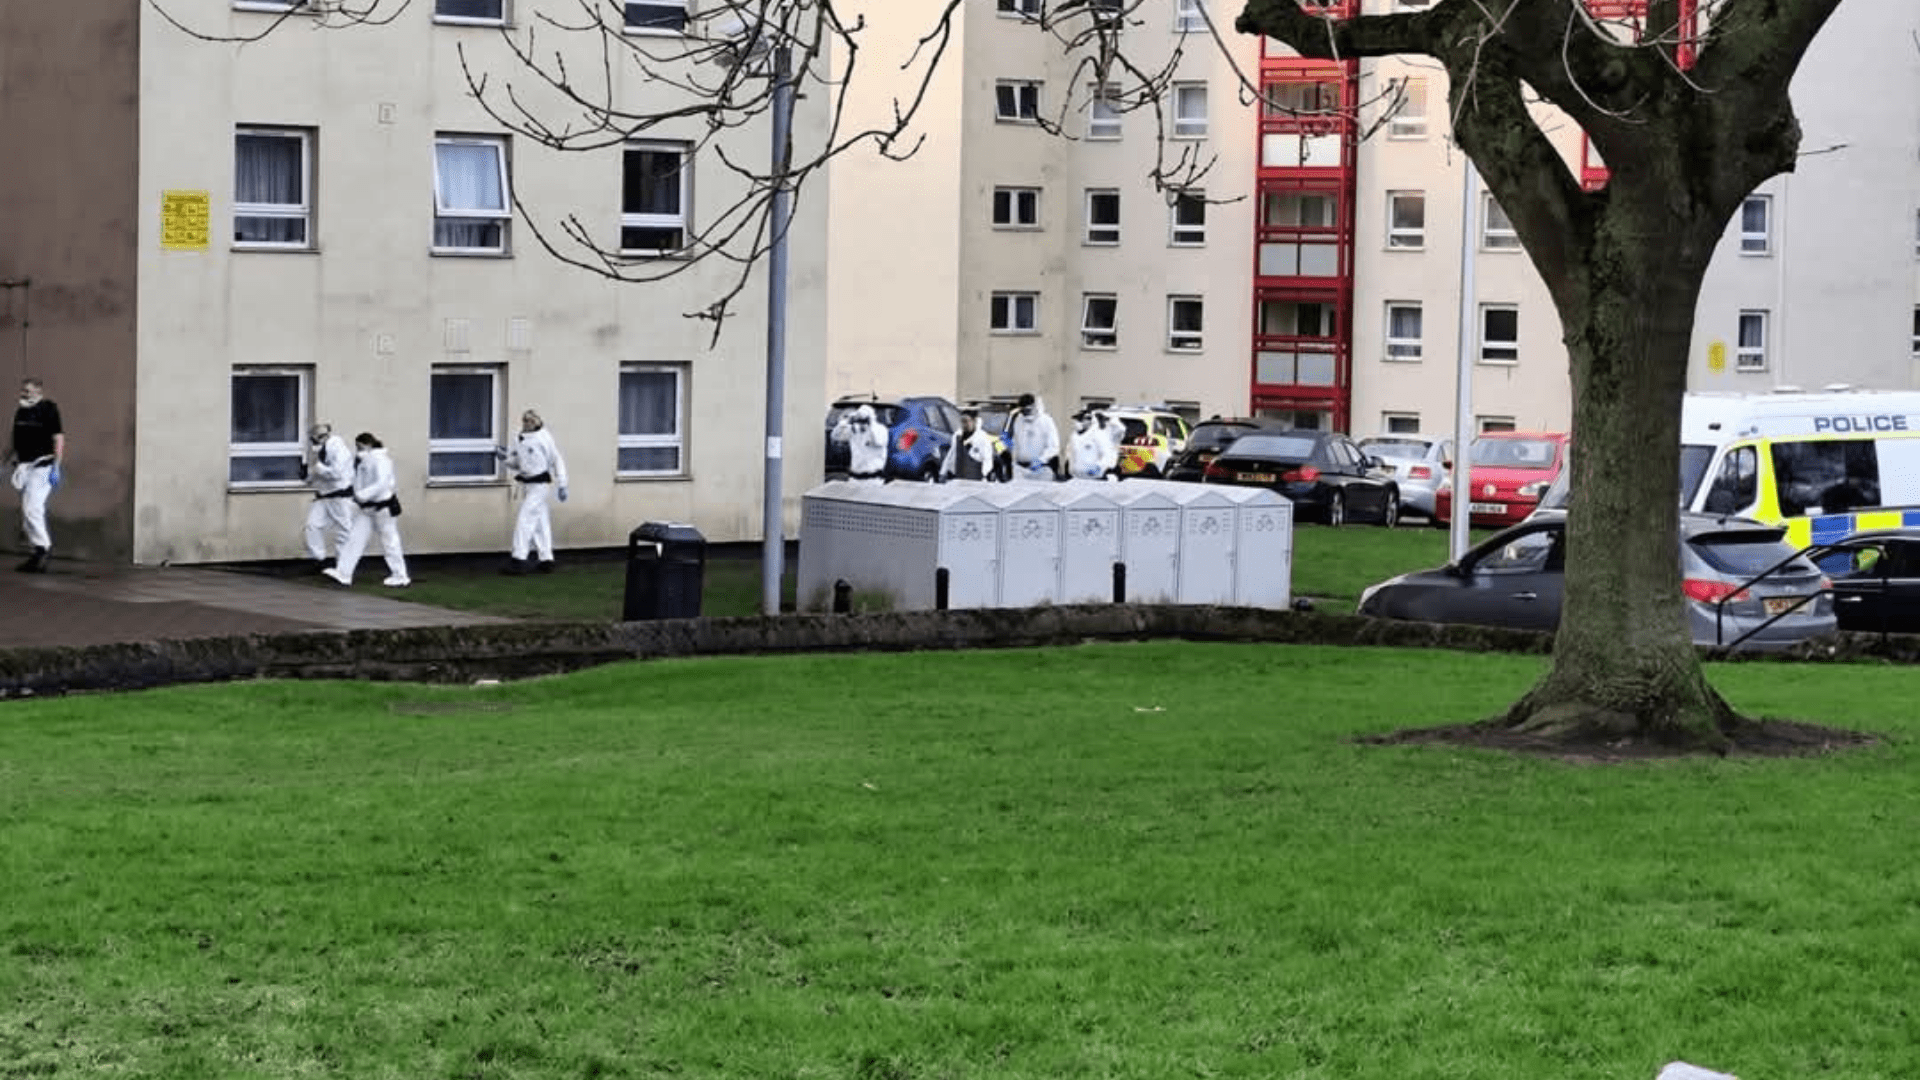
[8, 378, 63, 573]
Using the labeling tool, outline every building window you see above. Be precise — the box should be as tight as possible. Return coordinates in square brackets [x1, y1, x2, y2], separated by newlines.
[1085, 189, 1120, 245]
[1171, 83, 1208, 138]
[1913, 307, 1920, 360]
[624, 0, 686, 33]
[1089, 0, 1124, 28]
[1736, 310, 1769, 371]
[234, 127, 312, 248]
[229, 367, 311, 485]
[1913, 208, 1920, 258]
[990, 291, 1039, 334]
[996, 0, 1040, 17]
[1088, 84, 1122, 140]
[1479, 304, 1519, 364]
[1385, 302, 1423, 361]
[433, 134, 511, 254]
[1382, 412, 1421, 435]
[995, 81, 1042, 123]
[1175, 0, 1206, 31]
[435, 0, 505, 21]
[1080, 294, 1118, 349]
[1387, 78, 1427, 138]
[992, 186, 1040, 229]
[1167, 296, 1204, 351]
[1740, 195, 1771, 255]
[1169, 190, 1206, 246]
[618, 363, 686, 476]
[622, 142, 689, 255]
[428, 365, 503, 481]
[1387, 191, 1425, 249]
[1478, 416, 1517, 434]
[1482, 194, 1521, 251]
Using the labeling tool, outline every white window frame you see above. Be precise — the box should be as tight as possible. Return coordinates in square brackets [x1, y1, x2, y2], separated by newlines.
[618, 362, 688, 478]
[1736, 309, 1769, 372]
[1478, 415, 1517, 434]
[1479, 304, 1520, 365]
[1386, 190, 1425, 250]
[1482, 193, 1521, 251]
[233, 127, 313, 250]
[1168, 189, 1206, 246]
[995, 80, 1042, 124]
[621, 141, 691, 257]
[1912, 306, 1920, 361]
[1913, 208, 1920, 258]
[1080, 294, 1118, 349]
[1739, 194, 1772, 255]
[1085, 188, 1120, 245]
[1171, 83, 1208, 139]
[432, 134, 511, 255]
[1174, 0, 1206, 31]
[1387, 78, 1427, 138]
[1167, 295, 1205, 352]
[996, 0, 1041, 17]
[428, 364, 505, 483]
[1382, 412, 1422, 435]
[990, 291, 1039, 334]
[623, 0, 688, 35]
[228, 365, 312, 488]
[233, 1, 301, 10]
[1385, 302, 1423, 362]
[1088, 84, 1122, 140]
[992, 185, 1041, 229]
[434, 0, 507, 24]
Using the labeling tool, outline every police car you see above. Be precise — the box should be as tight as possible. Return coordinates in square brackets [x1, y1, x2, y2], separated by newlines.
[1100, 406, 1193, 477]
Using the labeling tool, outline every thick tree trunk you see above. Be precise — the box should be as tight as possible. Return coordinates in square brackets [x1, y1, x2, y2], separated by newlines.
[1498, 225, 1741, 749]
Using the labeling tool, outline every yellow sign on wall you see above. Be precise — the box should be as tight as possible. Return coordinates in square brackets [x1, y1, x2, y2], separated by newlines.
[161, 190, 211, 251]
[1707, 340, 1727, 374]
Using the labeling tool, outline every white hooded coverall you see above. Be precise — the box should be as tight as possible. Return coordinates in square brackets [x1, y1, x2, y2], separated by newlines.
[303, 433, 356, 560]
[330, 447, 409, 586]
[832, 405, 890, 480]
[1009, 400, 1061, 481]
[1068, 419, 1109, 480]
[506, 426, 568, 562]
[941, 426, 1000, 481]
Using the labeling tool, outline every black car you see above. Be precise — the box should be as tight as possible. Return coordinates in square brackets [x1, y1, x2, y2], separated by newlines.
[1164, 417, 1285, 483]
[1201, 431, 1399, 526]
[1825, 529, 1920, 634]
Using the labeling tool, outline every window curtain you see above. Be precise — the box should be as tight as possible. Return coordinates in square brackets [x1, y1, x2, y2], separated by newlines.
[435, 143, 505, 249]
[235, 134, 305, 243]
[1388, 306, 1421, 341]
[232, 375, 299, 444]
[430, 373, 494, 439]
[620, 371, 678, 435]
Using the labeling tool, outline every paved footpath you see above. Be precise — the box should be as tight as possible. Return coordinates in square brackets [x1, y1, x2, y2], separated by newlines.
[0, 559, 510, 650]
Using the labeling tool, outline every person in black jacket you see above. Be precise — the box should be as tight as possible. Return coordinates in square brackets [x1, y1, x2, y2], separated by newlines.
[8, 378, 63, 573]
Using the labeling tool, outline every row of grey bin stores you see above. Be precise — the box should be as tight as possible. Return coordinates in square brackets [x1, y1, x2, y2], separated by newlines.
[796, 478, 1295, 612]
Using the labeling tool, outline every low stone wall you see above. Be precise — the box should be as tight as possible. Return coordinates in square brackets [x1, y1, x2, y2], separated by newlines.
[0, 606, 1905, 700]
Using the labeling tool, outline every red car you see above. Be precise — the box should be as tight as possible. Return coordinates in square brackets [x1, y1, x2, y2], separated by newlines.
[1433, 431, 1571, 528]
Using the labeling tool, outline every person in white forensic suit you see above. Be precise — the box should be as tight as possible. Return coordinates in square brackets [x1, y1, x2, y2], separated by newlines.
[1067, 411, 1109, 480]
[1099, 411, 1128, 476]
[499, 408, 569, 575]
[322, 432, 410, 588]
[1008, 393, 1061, 481]
[832, 403, 890, 482]
[301, 422, 356, 570]
[940, 407, 1003, 482]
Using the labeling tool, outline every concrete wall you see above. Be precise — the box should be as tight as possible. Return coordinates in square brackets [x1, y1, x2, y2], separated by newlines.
[131, 3, 831, 563]
[0, 0, 142, 560]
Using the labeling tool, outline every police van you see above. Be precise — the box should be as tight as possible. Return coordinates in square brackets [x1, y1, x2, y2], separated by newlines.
[1682, 389, 1920, 549]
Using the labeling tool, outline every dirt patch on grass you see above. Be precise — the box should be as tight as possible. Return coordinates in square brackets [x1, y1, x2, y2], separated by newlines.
[1361, 716, 1880, 764]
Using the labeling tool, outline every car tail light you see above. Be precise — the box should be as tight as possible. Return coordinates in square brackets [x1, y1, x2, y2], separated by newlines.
[898, 429, 918, 452]
[1682, 579, 1749, 604]
[1202, 461, 1231, 480]
[1282, 465, 1320, 483]
[1408, 465, 1432, 480]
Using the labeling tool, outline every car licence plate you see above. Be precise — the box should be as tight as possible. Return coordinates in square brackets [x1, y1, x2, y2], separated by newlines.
[1763, 596, 1807, 617]
[1239, 472, 1276, 483]
[1469, 501, 1507, 514]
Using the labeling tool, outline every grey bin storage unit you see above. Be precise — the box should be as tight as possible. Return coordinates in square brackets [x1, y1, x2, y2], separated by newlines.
[1215, 485, 1294, 608]
[973, 483, 1063, 607]
[1109, 484, 1183, 603]
[1170, 485, 1241, 604]
[797, 480, 1002, 611]
[1042, 484, 1122, 604]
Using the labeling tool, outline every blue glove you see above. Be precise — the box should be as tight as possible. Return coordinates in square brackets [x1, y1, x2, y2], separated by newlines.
[47, 464, 61, 490]
[557, 486, 569, 503]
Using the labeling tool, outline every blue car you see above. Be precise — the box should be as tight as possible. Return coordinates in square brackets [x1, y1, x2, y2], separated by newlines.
[824, 395, 963, 481]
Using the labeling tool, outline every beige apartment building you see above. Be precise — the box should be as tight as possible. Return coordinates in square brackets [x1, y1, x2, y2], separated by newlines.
[0, 0, 828, 564]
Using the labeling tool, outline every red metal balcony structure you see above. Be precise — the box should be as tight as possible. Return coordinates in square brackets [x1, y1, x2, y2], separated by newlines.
[1251, 43, 1358, 432]
[1578, 0, 1699, 190]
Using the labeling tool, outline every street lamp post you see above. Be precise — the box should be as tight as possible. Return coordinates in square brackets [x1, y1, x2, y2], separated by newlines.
[1451, 155, 1479, 562]
[761, 42, 794, 616]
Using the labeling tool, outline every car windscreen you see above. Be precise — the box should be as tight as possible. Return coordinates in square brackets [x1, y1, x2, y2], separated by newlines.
[1222, 434, 1318, 461]
[1188, 423, 1258, 451]
[1687, 529, 1807, 577]
[1470, 437, 1560, 468]
[827, 404, 906, 428]
[1679, 443, 1714, 507]
[1359, 438, 1431, 459]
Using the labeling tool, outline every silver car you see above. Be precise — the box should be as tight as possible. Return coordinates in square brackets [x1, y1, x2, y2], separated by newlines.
[1357, 435, 1452, 518]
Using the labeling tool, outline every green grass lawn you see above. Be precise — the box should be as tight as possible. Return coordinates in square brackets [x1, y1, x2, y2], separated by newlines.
[309, 523, 1492, 622]
[4, 644, 1917, 1079]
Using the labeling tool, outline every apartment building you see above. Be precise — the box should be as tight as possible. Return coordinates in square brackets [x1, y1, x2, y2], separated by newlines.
[0, 0, 828, 564]
[827, 0, 1262, 422]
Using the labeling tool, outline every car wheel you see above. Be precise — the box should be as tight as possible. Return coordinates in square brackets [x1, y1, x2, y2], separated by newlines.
[1326, 490, 1346, 527]
[1380, 488, 1399, 528]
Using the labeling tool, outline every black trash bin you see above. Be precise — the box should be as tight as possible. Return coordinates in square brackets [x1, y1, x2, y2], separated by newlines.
[623, 522, 707, 620]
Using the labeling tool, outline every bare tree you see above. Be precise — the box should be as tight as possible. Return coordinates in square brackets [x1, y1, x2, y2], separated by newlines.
[1244, 0, 1842, 748]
